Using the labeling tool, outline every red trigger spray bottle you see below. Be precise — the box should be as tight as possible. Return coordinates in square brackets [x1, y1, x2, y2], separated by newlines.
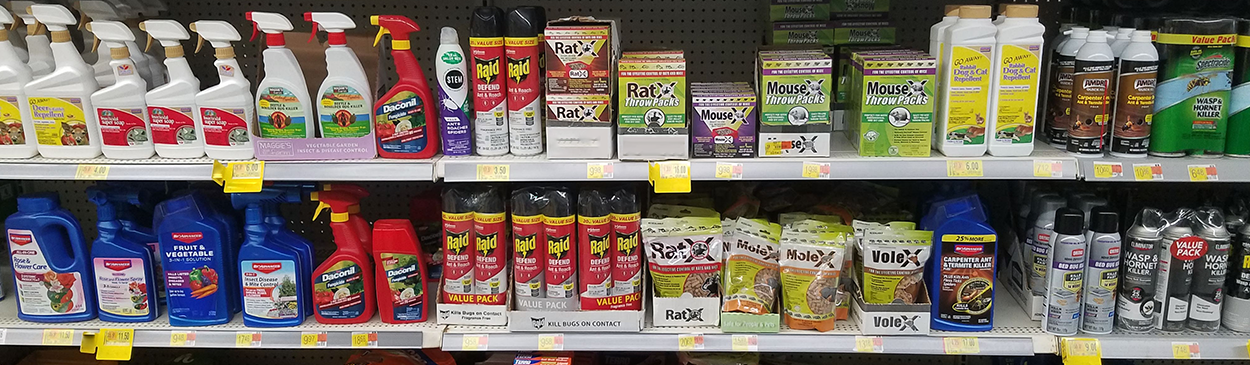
[319, 183, 373, 253]
[370, 15, 438, 159]
[309, 190, 375, 324]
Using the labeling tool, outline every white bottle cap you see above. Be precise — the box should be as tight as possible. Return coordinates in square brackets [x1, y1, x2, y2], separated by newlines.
[1071, 27, 1090, 39]
[1131, 30, 1152, 42]
[1117, 28, 1135, 39]
[440, 26, 458, 44]
[1088, 30, 1108, 43]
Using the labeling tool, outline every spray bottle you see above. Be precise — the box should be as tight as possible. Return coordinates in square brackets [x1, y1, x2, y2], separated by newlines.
[88, 20, 153, 159]
[89, 186, 158, 322]
[255, 186, 314, 317]
[0, 8, 36, 158]
[372, 219, 429, 323]
[310, 190, 375, 324]
[1043, 207, 1086, 336]
[26, 4, 101, 159]
[317, 183, 372, 254]
[231, 192, 307, 327]
[98, 184, 162, 302]
[248, 12, 315, 139]
[929, 5, 959, 63]
[141, 19, 204, 158]
[77, 1, 154, 88]
[1046, 27, 1089, 148]
[987, 4, 1045, 157]
[1110, 28, 1135, 57]
[936, 5, 995, 157]
[436, 27, 472, 156]
[1109, 30, 1157, 158]
[191, 20, 254, 160]
[1079, 207, 1120, 334]
[505, 6, 544, 155]
[11, 2, 51, 77]
[470, 4, 508, 156]
[306, 12, 372, 139]
[371, 15, 439, 159]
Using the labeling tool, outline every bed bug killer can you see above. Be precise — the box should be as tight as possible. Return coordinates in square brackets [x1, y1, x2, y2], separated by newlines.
[1030, 196, 1067, 296]
[1117, 208, 1166, 332]
[1067, 30, 1116, 157]
[1046, 27, 1089, 148]
[1149, 18, 1237, 158]
[1188, 207, 1231, 331]
[1080, 207, 1121, 334]
[1110, 31, 1160, 158]
[1225, 20, 1250, 157]
[511, 187, 546, 298]
[1155, 217, 1204, 331]
[1043, 208, 1087, 336]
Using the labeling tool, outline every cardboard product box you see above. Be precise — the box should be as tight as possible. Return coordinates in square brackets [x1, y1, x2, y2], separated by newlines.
[617, 55, 689, 160]
[509, 280, 645, 332]
[545, 17, 620, 159]
[830, 0, 891, 19]
[756, 51, 832, 157]
[652, 293, 721, 327]
[437, 287, 510, 326]
[769, 20, 897, 47]
[830, 45, 910, 104]
[1002, 235, 1044, 320]
[765, 0, 831, 22]
[691, 85, 757, 158]
[846, 53, 936, 157]
[852, 286, 931, 335]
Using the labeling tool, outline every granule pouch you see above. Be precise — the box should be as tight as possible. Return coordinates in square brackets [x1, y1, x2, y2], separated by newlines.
[858, 229, 932, 304]
[723, 218, 782, 314]
[642, 216, 724, 298]
[780, 228, 851, 332]
[780, 213, 843, 227]
[647, 204, 721, 219]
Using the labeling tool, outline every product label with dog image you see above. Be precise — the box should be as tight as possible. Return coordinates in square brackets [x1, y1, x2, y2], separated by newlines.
[257, 86, 307, 139]
[149, 106, 198, 145]
[943, 45, 992, 146]
[936, 234, 996, 326]
[1067, 59, 1115, 154]
[0, 96, 26, 145]
[200, 107, 250, 146]
[318, 85, 370, 138]
[993, 44, 1042, 145]
[97, 107, 150, 147]
[30, 97, 89, 146]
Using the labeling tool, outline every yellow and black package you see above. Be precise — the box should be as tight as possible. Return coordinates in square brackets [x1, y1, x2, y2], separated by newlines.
[723, 218, 781, 314]
[856, 226, 933, 304]
[779, 226, 851, 332]
[641, 216, 724, 298]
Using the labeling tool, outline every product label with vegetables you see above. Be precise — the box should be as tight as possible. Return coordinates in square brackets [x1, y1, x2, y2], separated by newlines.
[8, 229, 86, 315]
[314, 260, 366, 319]
[93, 257, 150, 317]
[374, 91, 428, 154]
[163, 232, 222, 319]
[380, 253, 425, 321]
[241, 260, 299, 320]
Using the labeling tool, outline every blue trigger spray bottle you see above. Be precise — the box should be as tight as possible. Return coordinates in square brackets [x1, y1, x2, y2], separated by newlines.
[97, 185, 164, 303]
[232, 189, 312, 325]
[88, 187, 159, 322]
[5, 192, 97, 322]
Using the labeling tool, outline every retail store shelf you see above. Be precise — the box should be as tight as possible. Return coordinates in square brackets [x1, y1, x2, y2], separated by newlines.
[1074, 149, 1250, 182]
[439, 154, 650, 182]
[1076, 328, 1250, 359]
[0, 157, 438, 181]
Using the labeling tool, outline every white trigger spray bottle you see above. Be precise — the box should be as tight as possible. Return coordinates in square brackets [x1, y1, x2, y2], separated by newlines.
[248, 12, 315, 139]
[11, 2, 52, 77]
[88, 20, 152, 159]
[191, 20, 253, 160]
[0, 9, 37, 158]
[25, 4, 101, 158]
[142, 19, 203, 158]
[305, 12, 372, 139]
[77, 0, 156, 89]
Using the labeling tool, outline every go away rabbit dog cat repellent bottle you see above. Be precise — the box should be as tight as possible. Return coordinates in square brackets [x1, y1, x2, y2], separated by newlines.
[6, 192, 97, 322]
[0, 9, 37, 158]
[372, 15, 439, 159]
[987, 5, 1044, 157]
[26, 4, 101, 159]
[90, 21, 154, 160]
[192, 20, 254, 160]
[249, 12, 315, 139]
[936, 5, 996, 157]
[88, 187, 158, 322]
[142, 20, 205, 158]
[307, 12, 372, 139]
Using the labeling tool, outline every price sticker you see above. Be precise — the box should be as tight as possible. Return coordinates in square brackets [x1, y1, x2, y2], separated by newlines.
[1092, 162, 1123, 179]
[946, 160, 984, 177]
[649, 161, 691, 193]
[731, 335, 757, 352]
[801, 162, 830, 179]
[1060, 338, 1101, 365]
[461, 334, 488, 351]
[538, 333, 564, 351]
[1033, 160, 1063, 178]
[351, 332, 377, 348]
[476, 164, 510, 181]
[42, 329, 75, 345]
[1188, 164, 1218, 181]
[942, 337, 980, 354]
[1133, 163, 1163, 181]
[1172, 342, 1200, 359]
[234, 332, 261, 348]
[715, 162, 743, 179]
[301, 332, 327, 348]
[75, 165, 110, 180]
[764, 141, 782, 156]
[211, 160, 265, 193]
[853, 336, 883, 353]
[95, 329, 134, 361]
[169, 331, 196, 347]
[677, 334, 704, 351]
[587, 162, 614, 179]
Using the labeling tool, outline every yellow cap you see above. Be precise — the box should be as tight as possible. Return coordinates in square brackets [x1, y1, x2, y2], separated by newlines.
[944, 5, 960, 16]
[958, 5, 991, 19]
[1004, 5, 1038, 18]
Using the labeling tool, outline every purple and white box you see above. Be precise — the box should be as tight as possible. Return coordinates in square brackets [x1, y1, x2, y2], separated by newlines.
[692, 84, 757, 158]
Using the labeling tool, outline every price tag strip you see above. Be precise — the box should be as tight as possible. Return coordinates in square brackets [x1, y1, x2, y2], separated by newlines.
[170, 331, 196, 347]
[352, 331, 378, 348]
[715, 162, 743, 179]
[235, 332, 261, 348]
[1092, 162, 1123, 179]
[677, 333, 705, 351]
[75, 164, 110, 180]
[942, 337, 980, 355]
[1033, 160, 1064, 178]
[1188, 164, 1218, 181]
[1060, 338, 1101, 365]
[461, 334, 488, 351]
[587, 162, 614, 179]
[1171, 341, 1200, 359]
[211, 160, 265, 193]
[42, 329, 75, 346]
[1133, 163, 1163, 181]
[476, 164, 510, 181]
[94, 328, 135, 361]
[731, 335, 758, 352]
[538, 333, 564, 351]
[649, 161, 691, 193]
[946, 160, 984, 177]
[802, 162, 830, 179]
[853, 336, 883, 353]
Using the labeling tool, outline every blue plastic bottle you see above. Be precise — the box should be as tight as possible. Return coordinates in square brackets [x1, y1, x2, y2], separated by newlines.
[99, 185, 164, 303]
[154, 193, 235, 326]
[235, 202, 306, 327]
[4, 192, 97, 322]
[192, 192, 243, 314]
[88, 188, 159, 322]
[260, 190, 315, 317]
[926, 194, 997, 332]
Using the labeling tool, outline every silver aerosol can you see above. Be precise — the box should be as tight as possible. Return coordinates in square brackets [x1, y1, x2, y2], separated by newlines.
[1188, 207, 1230, 331]
[1044, 208, 1088, 335]
[1081, 207, 1121, 334]
[1117, 208, 1166, 332]
[1224, 209, 1250, 332]
[1155, 209, 1200, 331]
[1030, 195, 1068, 295]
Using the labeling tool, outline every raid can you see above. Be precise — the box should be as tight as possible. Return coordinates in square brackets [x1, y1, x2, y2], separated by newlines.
[1188, 208, 1230, 331]
[1117, 208, 1166, 332]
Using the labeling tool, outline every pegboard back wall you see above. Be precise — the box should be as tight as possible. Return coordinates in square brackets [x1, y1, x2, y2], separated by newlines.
[159, 0, 1068, 89]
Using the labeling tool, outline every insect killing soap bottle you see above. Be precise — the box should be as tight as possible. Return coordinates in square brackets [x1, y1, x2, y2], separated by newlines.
[1043, 208, 1086, 336]
[1079, 207, 1120, 334]
[249, 12, 315, 139]
[1109, 30, 1158, 158]
[90, 21, 154, 160]
[192, 20, 255, 160]
[142, 20, 205, 159]
[936, 5, 996, 157]
[987, 4, 1045, 157]
[26, 4, 102, 159]
[927, 194, 997, 331]
[1067, 30, 1114, 157]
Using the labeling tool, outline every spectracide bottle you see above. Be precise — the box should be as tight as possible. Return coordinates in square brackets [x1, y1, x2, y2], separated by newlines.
[310, 190, 374, 324]
[191, 20, 254, 160]
[89, 20, 154, 160]
[371, 15, 439, 159]
[6, 192, 97, 323]
[142, 20, 205, 158]
[936, 5, 996, 157]
[372, 219, 429, 323]
[26, 4, 102, 159]
[987, 5, 1044, 157]
[0, 9, 36, 158]
[249, 12, 315, 140]
[306, 12, 373, 139]
[88, 187, 157, 323]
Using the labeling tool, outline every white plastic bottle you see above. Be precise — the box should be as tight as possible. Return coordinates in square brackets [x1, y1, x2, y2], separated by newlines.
[1108, 31, 1158, 158]
[12, 3, 52, 77]
[89, 20, 152, 159]
[1066, 30, 1115, 157]
[0, 10, 36, 158]
[992, 4, 1007, 25]
[248, 12, 315, 139]
[1045, 27, 1089, 148]
[929, 5, 959, 58]
[1102, 26, 1120, 41]
[142, 19, 203, 158]
[435, 27, 472, 156]
[988, 5, 1045, 157]
[192, 20, 254, 160]
[25, 4, 101, 159]
[936, 5, 996, 157]
[305, 12, 371, 140]
[77, 1, 156, 89]
[1110, 28, 1135, 58]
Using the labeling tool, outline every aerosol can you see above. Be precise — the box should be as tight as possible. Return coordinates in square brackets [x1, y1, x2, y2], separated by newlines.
[1029, 195, 1066, 295]
[504, 6, 544, 155]
[1188, 207, 1230, 332]
[141, 19, 204, 158]
[1045, 27, 1089, 148]
[1080, 207, 1120, 334]
[305, 12, 372, 140]
[1043, 207, 1086, 336]
[0, 9, 36, 158]
[470, 4, 508, 156]
[1156, 209, 1200, 331]
[248, 12, 315, 139]
[89, 20, 153, 160]
[77, 1, 156, 88]
[1117, 208, 1165, 332]
[191, 20, 254, 160]
[1225, 210, 1250, 332]
[26, 4, 102, 159]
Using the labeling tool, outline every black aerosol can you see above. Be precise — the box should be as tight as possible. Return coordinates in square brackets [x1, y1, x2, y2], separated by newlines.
[1117, 208, 1166, 332]
[1155, 209, 1202, 331]
[1188, 207, 1230, 331]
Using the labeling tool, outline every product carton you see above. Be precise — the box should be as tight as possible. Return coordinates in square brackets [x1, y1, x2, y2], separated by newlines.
[438, 284, 510, 325]
[829, 45, 910, 104]
[769, 20, 897, 47]
[765, 0, 831, 22]
[545, 16, 620, 159]
[617, 54, 689, 160]
[1002, 235, 1043, 320]
[852, 285, 931, 335]
[756, 51, 832, 157]
[846, 53, 936, 157]
[830, 0, 891, 19]
[691, 85, 757, 158]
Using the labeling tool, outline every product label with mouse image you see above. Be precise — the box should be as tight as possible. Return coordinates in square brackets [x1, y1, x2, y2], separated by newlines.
[936, 234, 996, 326]
[257, 87, 308, 139]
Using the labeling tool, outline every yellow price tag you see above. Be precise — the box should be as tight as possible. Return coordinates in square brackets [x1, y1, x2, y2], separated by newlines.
[538, 333, 564, 351]
[649, 161, 691, 193]
[1188, 164, 1218, 181]
[211, 160, 265, 193]
[235, 332, 260, 348]
[1060, 338, 1102, 365]
[946, 160, 984, 177]
[42, 329, 75, 345]
[764, 141, 782, 156]
[461, 334, 488, 351]
[1172, 342, 1200, 359]
[715, 162, 742, 179]
[475, 164, 510, 181]
[801, 162, 830, 179]
[301, 332, 327, 348]
[95, 329, 134, 361]
[677, 334, 704, 351]
[942, 337, 980, 354]
[1133, 163, 1162, 181]
[351, 332, 377, 348]
[731, 335, 757, 352]
[586, 162, 613, 179]
[1033, 160, 1063, 178]
[853, 336, 883, 353]
[75, 165, 110, 180]
[1092, 162, 1122, 179]
[169, 331, 196, 347]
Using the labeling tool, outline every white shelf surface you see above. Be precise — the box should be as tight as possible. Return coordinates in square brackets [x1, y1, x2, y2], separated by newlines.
[0, 157, 438, 181]
[1071, 147, 1250, 182]
[1077, 328, 1250, 359]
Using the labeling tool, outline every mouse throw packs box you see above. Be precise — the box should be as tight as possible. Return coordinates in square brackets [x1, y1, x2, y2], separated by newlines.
[757, 50, 832, 157]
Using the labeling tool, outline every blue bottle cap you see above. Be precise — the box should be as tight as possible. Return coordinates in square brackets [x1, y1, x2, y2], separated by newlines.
[16, 192, 60, 213]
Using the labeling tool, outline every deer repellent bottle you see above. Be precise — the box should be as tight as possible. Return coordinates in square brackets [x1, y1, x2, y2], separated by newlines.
[249, 12, 315, 139]
[6, 192, 97, 323]
[155, 193, 235, 326]
[0, 9, 36, 158]
[470, 5, 509, 156]
[987, 5, 1044, 157]
[936, 5, 996, 157]
[26, 4, 102, 159]
[371, 15, 439, 159]
[88, 187, 157, 323]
